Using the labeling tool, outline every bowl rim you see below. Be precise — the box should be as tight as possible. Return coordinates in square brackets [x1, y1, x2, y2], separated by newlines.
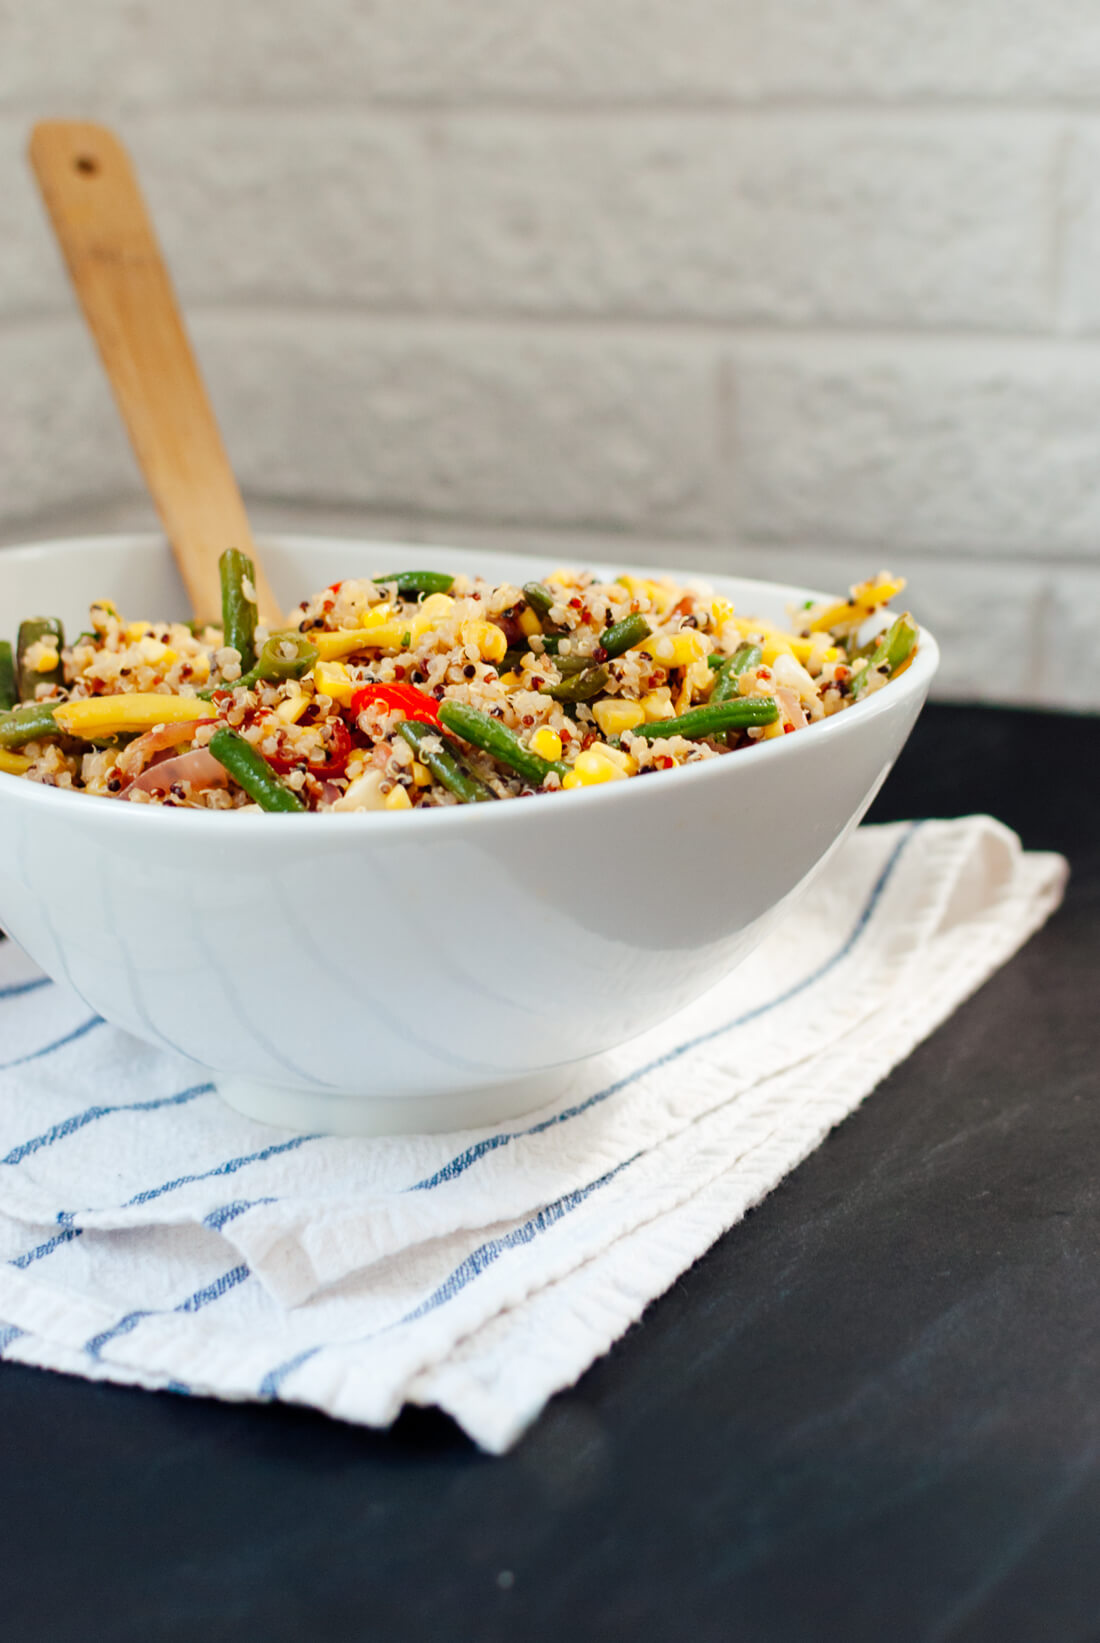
[0, 531, 939, 833]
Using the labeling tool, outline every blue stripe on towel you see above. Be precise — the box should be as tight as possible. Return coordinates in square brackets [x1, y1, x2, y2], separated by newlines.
[9, 1227, 83, 1269]
[0, 1323, 26, 1354]
[400, 1155, 638, 1324]
[2, 1082, 214, 1167]
[84, 1262, 251, 1360]
[258, 1154, 638, 1400]
[0, 975, 52, 1002]
[409, 824, 918, 1193]
[122, 1135, 318, 1210]
[203, 1199, 275, 1232]
[0, 1013, 105, 1072]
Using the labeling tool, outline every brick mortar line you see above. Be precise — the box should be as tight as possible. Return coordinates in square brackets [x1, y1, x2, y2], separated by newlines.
[7, 308, 1100, 354]
[3, 95, 1100, 118]
[0, 104, 1081, 128]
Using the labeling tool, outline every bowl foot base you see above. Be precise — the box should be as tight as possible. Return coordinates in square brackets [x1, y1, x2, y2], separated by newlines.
[215, 1064, 590, 1137]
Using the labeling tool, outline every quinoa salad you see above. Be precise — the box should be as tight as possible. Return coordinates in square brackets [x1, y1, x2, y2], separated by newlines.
[0, 554, 919, 813]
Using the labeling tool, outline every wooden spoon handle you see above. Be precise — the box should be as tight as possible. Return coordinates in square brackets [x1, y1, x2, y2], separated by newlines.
[28, 120, 281, 625]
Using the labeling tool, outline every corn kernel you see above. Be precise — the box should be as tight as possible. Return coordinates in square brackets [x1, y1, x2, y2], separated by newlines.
[34, 649, 60, 673]
[0, 750, 32, 776]
[499, 671, 524, 691]
[385, 784, 412, 810]
[312, 661, 355, 707]
[641, 687, 675, 722]
[761, 635, 795, 666]
[573, 747, 628, 784]
[592, 698, 645, 738]
[646, 630, 707, 669]
[615, 574, 677, 615]
[530, 726, 563, 761]
[332, 770, 387, 812]
[711, 596, 735, 631]
[687, 659, 713, 695]
[420, 593, 455, 622]
[273, 691, 311, 725]
[518, 606, 543, 638]
[595, 742, 638, 775]
[762, 720, 786, 739]
[126, 620, 152, 640]
[411, 759, 433, 787]
[461, 620, 507, 664]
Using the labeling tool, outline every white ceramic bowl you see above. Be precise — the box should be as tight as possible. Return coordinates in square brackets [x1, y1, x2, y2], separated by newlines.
[0, 534, 938, 1134]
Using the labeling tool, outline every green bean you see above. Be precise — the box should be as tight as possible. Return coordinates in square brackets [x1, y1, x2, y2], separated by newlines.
[599, 614, 651, 659]
[219, 548, 259, 673]
[551, 653, 593, 677]
[17, 618, 65, 701]
[710, 643, 762, 705]
[208, 728, 305, 813]
[200, 632, 319, 698]
[398, 720, 496, 804]
[708, 643, 764, 747]
[522, 582, 556, 620]
[541, 664, 609, 704]
[0, 702, 59, 750]
[0, 642, 16, 712]
[849, 614, 919, 701]
[439, 701, 568, 785]
[633, 697, 778, 741]
[372, 570, 455, 598]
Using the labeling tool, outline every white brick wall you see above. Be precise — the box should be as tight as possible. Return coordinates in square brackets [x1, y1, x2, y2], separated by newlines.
[2, 2, 1100, 709]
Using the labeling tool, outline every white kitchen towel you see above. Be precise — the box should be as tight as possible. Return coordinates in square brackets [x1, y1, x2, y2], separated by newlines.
[0, 817, 1067, 1453]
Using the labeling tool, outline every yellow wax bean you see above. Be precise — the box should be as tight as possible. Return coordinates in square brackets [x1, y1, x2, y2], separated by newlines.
[53, 695, 214, 737]
[0, 750, 32, 775]
[311, 624, 409, 660]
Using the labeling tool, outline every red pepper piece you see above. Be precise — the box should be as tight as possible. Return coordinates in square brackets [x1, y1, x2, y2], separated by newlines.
[349, 682, 441, 726]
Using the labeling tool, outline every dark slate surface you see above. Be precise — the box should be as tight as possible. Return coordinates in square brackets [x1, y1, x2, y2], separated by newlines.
[1, 704, 1098, 1643]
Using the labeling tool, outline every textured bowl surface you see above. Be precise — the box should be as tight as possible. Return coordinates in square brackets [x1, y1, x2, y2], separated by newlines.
[0, 535, 939, 1132]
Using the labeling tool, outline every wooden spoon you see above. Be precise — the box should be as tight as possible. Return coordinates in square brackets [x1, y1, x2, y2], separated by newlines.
[28, 120, 281, 626]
